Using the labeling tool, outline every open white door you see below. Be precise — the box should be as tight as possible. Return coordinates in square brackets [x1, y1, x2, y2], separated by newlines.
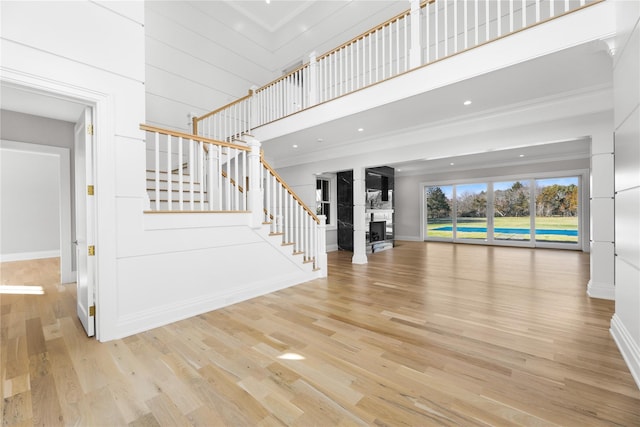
[74, 107, 96, 337]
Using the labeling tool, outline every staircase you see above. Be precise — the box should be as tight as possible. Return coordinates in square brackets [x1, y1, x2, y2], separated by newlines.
[146, 169, 205, 211]
[141, 124, 327, 277]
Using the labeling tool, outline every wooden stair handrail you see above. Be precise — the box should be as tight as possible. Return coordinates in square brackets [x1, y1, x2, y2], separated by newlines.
[261, 152, 320, 225]
[191, 90, 254, 134]
[140, 124, 250, 152]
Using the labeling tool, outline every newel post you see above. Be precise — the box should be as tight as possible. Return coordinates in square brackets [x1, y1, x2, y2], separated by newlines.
[308, 51, 318, 106]
[317, 215, 328, 277]
[409, 0, 422, 69]
[246, 136, 263, 228]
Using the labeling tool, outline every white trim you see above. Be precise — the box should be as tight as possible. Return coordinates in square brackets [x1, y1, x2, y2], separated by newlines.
[610, 314, 640, 390]
[586, 279, 615, 300]
[0, 250, 60, 263]
[395, 235, 422, 242]
[0, 139, 73, 283]
[326, 243, 339, 252]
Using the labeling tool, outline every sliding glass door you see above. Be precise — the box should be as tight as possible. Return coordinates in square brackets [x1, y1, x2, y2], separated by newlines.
[455, 183, 487, 240]
[493, 181, 531, 242]
[535, 178, 579, 244]
[424, 175, 581, 249]
[425, 185, 453, 239]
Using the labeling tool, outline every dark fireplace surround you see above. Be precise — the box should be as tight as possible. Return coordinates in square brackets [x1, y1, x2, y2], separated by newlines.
[369, 221, 386, 242]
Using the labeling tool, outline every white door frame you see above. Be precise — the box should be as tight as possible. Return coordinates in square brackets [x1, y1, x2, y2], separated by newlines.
[1, 74, 114, 341]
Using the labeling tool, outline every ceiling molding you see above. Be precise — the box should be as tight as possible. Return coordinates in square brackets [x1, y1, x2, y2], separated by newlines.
[223, 0, 316, 34]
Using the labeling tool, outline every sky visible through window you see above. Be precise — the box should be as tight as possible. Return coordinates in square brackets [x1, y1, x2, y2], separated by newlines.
[434, 177, 578, 199]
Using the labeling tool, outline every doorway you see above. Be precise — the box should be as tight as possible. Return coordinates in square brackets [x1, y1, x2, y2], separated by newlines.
[1, 83, 97, 337]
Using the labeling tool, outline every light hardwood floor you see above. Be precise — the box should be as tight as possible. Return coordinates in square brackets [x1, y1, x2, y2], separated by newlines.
[2, 242, 639, 426]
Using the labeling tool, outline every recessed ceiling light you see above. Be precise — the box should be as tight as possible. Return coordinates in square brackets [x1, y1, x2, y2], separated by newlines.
[358, 128, 364, 132]
[292, 144, 298, 148]
[450, 162, 455, 166]
[317, 138, 324, 142]
[519, 154, 525, 157]
[397, 168, 402, 172]
[463, 100, 472, 106]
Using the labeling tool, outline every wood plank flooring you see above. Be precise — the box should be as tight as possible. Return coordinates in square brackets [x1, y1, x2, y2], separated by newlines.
[2, 242, 639, 426]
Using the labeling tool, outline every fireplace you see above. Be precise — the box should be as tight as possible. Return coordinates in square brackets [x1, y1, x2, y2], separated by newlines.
[369, 221, 386, 242]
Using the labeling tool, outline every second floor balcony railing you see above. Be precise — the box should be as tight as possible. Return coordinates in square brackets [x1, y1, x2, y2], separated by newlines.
[193, 0, 600, 142]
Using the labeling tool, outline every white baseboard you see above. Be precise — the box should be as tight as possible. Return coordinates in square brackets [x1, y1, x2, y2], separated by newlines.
[0, 250, 60, 263]
[586, 279, 615, 300]
[610, 314, 640, 390]
[326, 243, 339, 252]
[395, 235, 422, 242]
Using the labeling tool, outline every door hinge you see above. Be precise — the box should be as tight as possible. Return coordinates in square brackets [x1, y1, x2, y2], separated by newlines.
[88, 245, 95, 256]
[89, 305, 95, 317]
[87, 185, 94, 196]
[87, 124, 94, 135]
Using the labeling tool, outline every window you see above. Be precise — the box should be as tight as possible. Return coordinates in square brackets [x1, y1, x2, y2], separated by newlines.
[423, 175, 581, 248]
[316, 178, 331, 225]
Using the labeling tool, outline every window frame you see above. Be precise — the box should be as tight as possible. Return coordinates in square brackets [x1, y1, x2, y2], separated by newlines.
[421, 170, 588, 251]
[315, 175, 336, 228]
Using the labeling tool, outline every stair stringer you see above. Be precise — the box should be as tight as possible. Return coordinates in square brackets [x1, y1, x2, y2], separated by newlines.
[253, 223, 323, 276]
[111, 203, 323, 340]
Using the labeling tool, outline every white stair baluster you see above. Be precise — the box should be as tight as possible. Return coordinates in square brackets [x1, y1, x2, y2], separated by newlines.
[464, 0, 468, 49]
[444, 0, 448, 56]
[497, 0, 502, 37]
[178, 136, 184, 211]
[510, 0, 514, 33]
[154, 132, 160, 211]
[475, 0, 479, 46]
[208, 144, 214, 210]
[435, 0, 439, 59]
[217, 146, 222, 210]
[486, 0, 490, 41]
[242, 150, 247, 210]
[454, 1, 458, 54]
[225, 149, 231, 211]
[189, 138, 194, 210]
[283, 187, 288, 244]
[167, 135, 176, 210]
[199, 141, 205, 210]
[271, 174, 277, 233]
[234, 148, 240, 210]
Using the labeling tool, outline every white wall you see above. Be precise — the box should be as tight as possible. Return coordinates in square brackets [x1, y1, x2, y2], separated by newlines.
[0, 145, 60, 259]
[144, 1, 407, 132]
[0, 110, 75, 264]
[1, 0, 146, 340]
[611, 0, 640, 390]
